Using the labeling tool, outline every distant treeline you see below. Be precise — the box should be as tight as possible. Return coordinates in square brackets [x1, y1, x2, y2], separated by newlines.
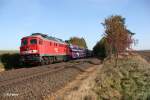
[0, 50, 19, 55]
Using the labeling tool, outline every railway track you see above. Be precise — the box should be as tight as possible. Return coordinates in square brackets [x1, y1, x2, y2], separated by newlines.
[0, 61, 83, 87]
[0, 58, 101, 100]
[0, 63, 67, 86]
[0, 62, 66, 82]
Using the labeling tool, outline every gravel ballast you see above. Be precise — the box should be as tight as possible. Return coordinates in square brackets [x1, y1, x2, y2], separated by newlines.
[0, 58, 101, 100]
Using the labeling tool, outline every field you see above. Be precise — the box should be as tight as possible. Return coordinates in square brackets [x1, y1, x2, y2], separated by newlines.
[135, 50, 150, 63]
[0, 50, 19, 55]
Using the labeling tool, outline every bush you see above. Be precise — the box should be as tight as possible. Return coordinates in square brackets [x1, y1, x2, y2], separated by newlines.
[93, 37, 107, 59]
[1, 53, 21, 70]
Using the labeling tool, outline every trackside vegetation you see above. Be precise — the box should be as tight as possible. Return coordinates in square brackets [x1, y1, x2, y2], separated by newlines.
[93, 15, 135, 63]
[93, 15, 150, 100]
[0, 53, 21, 70]
[0, 50, 20, 70]
[93, 37, 107, 59]
[94, 55, 150, 100]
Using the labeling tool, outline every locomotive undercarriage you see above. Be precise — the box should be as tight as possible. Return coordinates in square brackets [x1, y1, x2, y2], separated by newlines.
[21, 54, 69, 65]
[40, 55, 69, 65]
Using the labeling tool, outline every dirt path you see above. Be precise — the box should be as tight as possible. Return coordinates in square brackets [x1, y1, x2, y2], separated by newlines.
[47, 64, 102, 100]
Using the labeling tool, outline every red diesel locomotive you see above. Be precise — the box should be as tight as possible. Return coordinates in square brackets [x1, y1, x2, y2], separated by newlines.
[20, 33, 88, 65]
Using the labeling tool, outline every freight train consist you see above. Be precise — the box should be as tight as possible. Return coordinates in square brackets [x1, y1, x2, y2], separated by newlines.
[20, 33, 92, 65]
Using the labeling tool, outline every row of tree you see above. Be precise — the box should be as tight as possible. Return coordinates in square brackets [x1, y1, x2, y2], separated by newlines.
[93, 37, 107, 58]
[93, 15, 135, 65]
[66, 37, 87, 48]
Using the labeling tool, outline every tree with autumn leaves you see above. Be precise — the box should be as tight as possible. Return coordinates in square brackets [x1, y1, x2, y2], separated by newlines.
[66, 37, 87, 48]
[93, 15, 135, 66]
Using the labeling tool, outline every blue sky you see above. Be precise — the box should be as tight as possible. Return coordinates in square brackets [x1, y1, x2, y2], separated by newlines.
[0, 0, 150, 50]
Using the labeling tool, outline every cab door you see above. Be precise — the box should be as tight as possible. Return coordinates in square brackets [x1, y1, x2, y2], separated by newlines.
[38, 39, 44, 55]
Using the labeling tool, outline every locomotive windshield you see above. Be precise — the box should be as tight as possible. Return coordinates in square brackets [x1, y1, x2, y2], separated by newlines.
[22, 39, 28, 46]
[30, 39, 37, 44]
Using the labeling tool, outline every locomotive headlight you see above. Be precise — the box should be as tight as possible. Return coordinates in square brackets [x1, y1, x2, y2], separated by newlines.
[35, 54, 39, 57]
[32, 50, 38, 53]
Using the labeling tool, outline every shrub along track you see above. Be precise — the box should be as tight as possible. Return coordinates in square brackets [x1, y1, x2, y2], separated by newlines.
[0, 58, 101, 100]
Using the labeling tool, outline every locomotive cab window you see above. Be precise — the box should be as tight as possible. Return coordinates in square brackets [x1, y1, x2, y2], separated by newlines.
[22, 39, 28, 46]
[30, 39, 37, 44]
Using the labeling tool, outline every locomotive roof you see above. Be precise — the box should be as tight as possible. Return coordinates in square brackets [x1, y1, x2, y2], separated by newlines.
[31, 33, 66, 44]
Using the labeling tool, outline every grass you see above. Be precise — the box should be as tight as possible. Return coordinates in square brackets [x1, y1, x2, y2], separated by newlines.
[0, 63, 4, 69]
[94, 55, 150, 100]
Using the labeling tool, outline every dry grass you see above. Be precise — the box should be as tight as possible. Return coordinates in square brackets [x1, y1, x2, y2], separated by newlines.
[49, 65, 102, 100]
[0, 63, 5, 72]
[135, 50, 150, 63]
[94, 55, 150, 100]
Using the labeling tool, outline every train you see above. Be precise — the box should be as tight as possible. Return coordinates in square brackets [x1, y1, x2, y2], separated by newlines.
[20, 33, 92, 65]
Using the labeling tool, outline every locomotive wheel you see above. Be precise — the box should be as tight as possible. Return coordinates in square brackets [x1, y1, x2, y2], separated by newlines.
[51, 57, 54, 63]
[49, 57, 53, 64]
[54, 56, 57, 62]
[52, 57, 56, 63]
[41, 57, 47, 65]
[40, 60, 45, 65]
[46, 60, 49, 65]
[47, 58, 51, 64]
[44, 57, 49, 65]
